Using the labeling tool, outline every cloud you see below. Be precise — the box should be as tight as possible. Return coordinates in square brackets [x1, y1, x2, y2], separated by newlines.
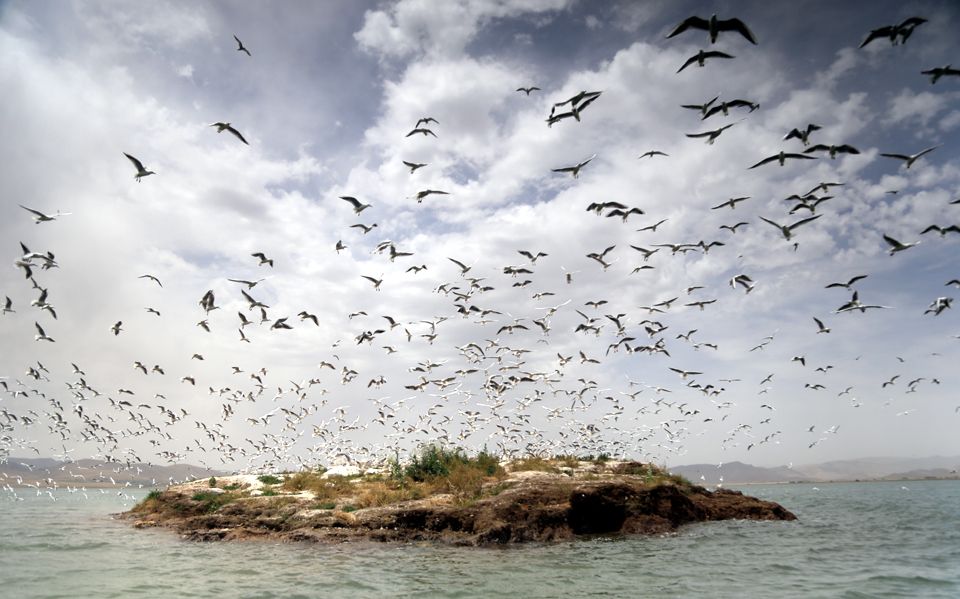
[355, 0, 571, 58]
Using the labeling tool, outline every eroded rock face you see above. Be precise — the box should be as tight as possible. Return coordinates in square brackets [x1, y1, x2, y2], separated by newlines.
[123, 476, 796, 546]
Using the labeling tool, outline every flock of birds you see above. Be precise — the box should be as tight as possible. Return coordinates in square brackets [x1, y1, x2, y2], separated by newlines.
[2, 12, 959, 499]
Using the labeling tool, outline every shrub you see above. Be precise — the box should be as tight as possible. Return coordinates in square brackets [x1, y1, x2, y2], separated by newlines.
[341, 504, 358, 513]
[315, 502, 337, 510]
[261, 488, 278, 497]
[258, 474, 283, 485]
[191, 491, 236, 513]
[405, 444, 468, 481]
[510, 457, 559, 473]
[208, 477, 217, 487]
[146, 489, 162, 501]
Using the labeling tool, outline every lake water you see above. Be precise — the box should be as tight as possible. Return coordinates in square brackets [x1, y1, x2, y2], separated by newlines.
[1, 481, 959, 598]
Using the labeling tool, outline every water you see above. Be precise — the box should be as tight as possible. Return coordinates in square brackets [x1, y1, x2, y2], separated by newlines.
[1, 481, 959, 598]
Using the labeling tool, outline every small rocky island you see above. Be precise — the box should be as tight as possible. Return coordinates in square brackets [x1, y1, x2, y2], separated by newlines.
[124, 450, 795, 546]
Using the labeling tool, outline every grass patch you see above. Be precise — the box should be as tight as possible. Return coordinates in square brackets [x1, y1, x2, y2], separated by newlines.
[191, 491, 238, 513]
[314, 501, 337, 510]
[260, 488, 278, 497]
[341, 504, 358, 513]
[258, 474, 283, 485]
[509, 456, 560, 473]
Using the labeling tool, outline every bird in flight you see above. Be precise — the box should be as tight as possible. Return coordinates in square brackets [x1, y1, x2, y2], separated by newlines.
[406, 127, 437, 138]
[413, 189, 450, 203]
[677, 50, 735, 73]
[340, 196, 372, 214]
[749, 151, 817, 169]
[686, 122, 737, 144]
[880, 145, 940, 169]
[251, 252, 274, 267]
[921, 65, 960, 84]
[19, 205, 71, 224]
[402, 160, 427, 173]
[516, 86, 540, 95]
[825, 275, 867, 289]
[233, 35, 251, 56]
[783, 124, 821, 145]
[639, 150, 669, 159]
[882, 234, 920, 255]
[859, 17, 927, 49]
[667, 14, 757, 45]
[138, 274, 162, 287]
[759, 215, 822, 240]
[123, 153, 155, 182]
[552, 154, 596, 179]
[210, 122, 249, 145]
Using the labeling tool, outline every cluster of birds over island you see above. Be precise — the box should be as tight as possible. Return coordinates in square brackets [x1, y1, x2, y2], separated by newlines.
[2, 9, 959, 500]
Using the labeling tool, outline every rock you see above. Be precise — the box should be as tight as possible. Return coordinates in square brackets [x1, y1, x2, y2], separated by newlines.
[122, 473, 796, 546]
[322, 465, 361, 478]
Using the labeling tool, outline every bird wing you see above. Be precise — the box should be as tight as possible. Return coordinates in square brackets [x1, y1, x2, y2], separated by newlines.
[748, 155, 776, 169]
[879, 152, 910, 161]
[19, 205, 47, 218]
[123, 153, 145, 171]
[226, 125, 248, 145]
[340, 196, 361, 208]
[718, 18, 757, 44]
[676, 54, 700, 73]
[859, 26, 895, 48]
[666, 16, 710, 38]
[758, 216, 784, 231]
[787, 214, 822, 230]
[704, 51, 735, 59]
[882, 234, 905, 249]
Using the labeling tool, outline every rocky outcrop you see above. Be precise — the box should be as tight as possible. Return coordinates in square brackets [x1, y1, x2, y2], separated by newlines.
[123, 468, 795, 546]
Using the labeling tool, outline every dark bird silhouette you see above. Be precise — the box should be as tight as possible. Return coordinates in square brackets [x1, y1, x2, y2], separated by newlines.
[210, 122, 249, 145]
[233, 35, 251, 56]
[677, 50, 735, 73]
[667, 15, 757, 45]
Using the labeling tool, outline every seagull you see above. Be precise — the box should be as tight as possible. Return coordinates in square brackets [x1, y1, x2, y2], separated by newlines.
[859, 17, 927, 48]
[719, 222, 749, 233]
[110, 321, 123, 336]
[834, 291, 892, 314]
[415, 117, 439, 128]
[681, 95, 720, 117]
[924, 297, 953, 316]
[677, 50, 735, 73]
[233, 35, 251, 56]
[406, 127, 437, 138]
[402, 160, 427, 173]
[210, 122, 249, 145]
[19, 205, 71, 223]
[34, 322, 55, 342]
[882, 234, 920, 255]
[2, 297, 13, 314]
[666, 15, 757, 44]
[251, 252, 274, 267]
[350, 223, 378, 234]
[711, 196, 750, 210]
[138, 274, 162, 287]
[639, 150, 669, 159]
[825, 275, 867, 289]
[686, 122, 736, 144]
[702, 99, 758, 119]
[552, 154, 596, 179]
[361, 275, 383, 291]
[123, 153, 155, 182]
[804, 144, 860, 159]
[227, 278, 266, 289]
[340, 196, 372, 214]
[413, 189, 450, 203]
[758, 215, 821, 240]
[921, 65, 960, 84]
[783, 124, 821, 145]
[880, 145, 940, 169]
[749, 151, 817, 169]
[813, 317, 831, 334]
[516, 86, 541, 95]
[921, 224, 960, 236]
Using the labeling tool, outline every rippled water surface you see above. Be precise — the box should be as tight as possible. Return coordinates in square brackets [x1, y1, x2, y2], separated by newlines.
[2, 481, 959, 598]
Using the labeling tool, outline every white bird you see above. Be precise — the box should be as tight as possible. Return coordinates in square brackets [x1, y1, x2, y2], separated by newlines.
[210, 122, 249, 145]
[340, 196, 372, 214]
[34, 322, 55, 342]
[759, 215, 822, 240]
[552, 154, 596, 179]
[880, 145, 940, 169]
[19, 205, 71, 223]
[882, 234, 920, 255]
[123, 153, 155, 182]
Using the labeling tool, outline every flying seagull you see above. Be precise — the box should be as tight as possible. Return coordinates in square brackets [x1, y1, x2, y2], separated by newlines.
[138, 274, 162, 287]
[686, 122, 737, 144]
[879, 145, 940, 169]
[677, 50, 735, 73]
[251, 252, 274, 267]
[749, 151, 817, 169]
[759, 215, 822, 240]
[340, 196, 372, 214]
[667, 15, 757, 44]
[859, 17, 927, 49]
[402, 160, 427, 173]
[921, 65, 960, 84]
[210, 122, 249, 145]
[552, 154, 596, 179]
[406, 127, 437, 138]
[19, 205, 71, 224]
[123, 153, 155, 182]
[233, 35, 251, 56]
[516, 86, 541, 95]
[783, 124, 821, 145]
[882, 234, 920, 255]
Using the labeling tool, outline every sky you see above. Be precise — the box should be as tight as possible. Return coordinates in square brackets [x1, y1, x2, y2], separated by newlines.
[1, 0, 959, 473]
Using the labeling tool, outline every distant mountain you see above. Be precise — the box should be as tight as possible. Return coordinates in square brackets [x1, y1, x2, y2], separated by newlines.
[2, 457, 225, 487]
[669, 456, 960, 484]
